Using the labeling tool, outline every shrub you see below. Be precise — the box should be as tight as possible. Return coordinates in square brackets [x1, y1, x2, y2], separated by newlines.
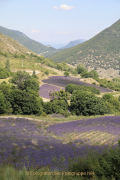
[64, 71, 69, 77]
[0, 83, 13, 114]
[43, 102, 53, 114]
[70, 90, 109, 116]
[41, 112, 46, 117]
[76, 63, 86, 74]
[50, 90, 70, 101]
[65, 84, 100, 94]
[57, 64, 63, 70]
[51, 100, 68, 113]
[32, 70, 38, 79]
[89, 70, 99, 78]
[48, 90, 70, 117]
[0, 91, 6, 114]
[5, 59, 10, 72]
[44, 71, 49, 75]
[67, 145, 120, 179]
[80, 70, 89, 78]
[102, 93, 120, 112]
[18, 78, 39, 92]
[100, 83, 108, 88]
[0, 67, 11, 79]
[11, 70, 31, 87]
[14, 54, 18, 58]
[72, 70, 78, 76]
[20, 55, 25, 59]
[10, 89, 43, 115]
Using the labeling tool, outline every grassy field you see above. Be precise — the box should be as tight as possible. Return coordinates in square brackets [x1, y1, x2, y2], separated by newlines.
[0, 113, 116, 124]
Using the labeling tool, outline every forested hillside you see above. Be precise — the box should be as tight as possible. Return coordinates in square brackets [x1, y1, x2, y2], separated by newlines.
[0, 26, 57, 56]
[49, 19, 120, 70]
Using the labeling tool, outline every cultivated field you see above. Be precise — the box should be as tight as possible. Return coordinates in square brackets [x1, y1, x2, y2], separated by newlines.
[42, 76, 113, 93]
[0, 116, 119, 172]
[39, 84, 65, 99]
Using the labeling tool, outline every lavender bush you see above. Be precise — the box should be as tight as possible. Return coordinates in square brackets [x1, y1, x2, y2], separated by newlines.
[42, 76, 113, 93]
[0, 116, 120, 172]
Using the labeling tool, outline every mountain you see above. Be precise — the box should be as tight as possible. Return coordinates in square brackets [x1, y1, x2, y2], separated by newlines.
[42, 43, 65, 49]
[48, 19, 120, 70]
[0, 32, 33, 54]
[60, 39, 86, 49]
[0, 26, 57, 57]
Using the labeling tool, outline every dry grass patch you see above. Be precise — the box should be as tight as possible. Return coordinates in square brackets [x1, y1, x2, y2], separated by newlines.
[80, 78, 99, 85]
[0, 77, 11, 84]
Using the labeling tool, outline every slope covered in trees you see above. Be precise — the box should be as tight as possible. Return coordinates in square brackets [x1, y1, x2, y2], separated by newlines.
[49, 19, 120, 70]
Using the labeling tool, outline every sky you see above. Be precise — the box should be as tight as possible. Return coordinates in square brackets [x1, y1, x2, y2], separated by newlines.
[0, 0, 120, 46]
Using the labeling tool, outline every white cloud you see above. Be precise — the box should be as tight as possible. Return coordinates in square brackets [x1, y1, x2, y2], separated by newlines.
[53, 4, 75, 10]
[60, 4, 75, 10]
[55, 31, 69, 34]
[53, 6, 58, 9]
[30, 29, 42, 33]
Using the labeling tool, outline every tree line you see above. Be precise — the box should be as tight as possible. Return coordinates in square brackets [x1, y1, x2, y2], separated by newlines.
[0, 60, 120, 117]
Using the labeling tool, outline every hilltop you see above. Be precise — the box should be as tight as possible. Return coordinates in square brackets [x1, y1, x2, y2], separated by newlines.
[59, 39, 86, 49]
[0, 33, 77, 82]
[48, 19, 120, 71]
[0, 26, 57, 57]
[0, 33, 33, 54]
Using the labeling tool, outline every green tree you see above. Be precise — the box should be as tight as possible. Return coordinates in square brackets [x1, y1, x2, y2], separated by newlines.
[0, 67, 11, 79]
[70, 90, 109, 116]
[89, 70, 99, 78]
[72, 70, 78, 76]
[51, 100, 69, 117]
[76, 63, 86, 74]
[64, 71, 69, 77]
[32, 70, 38, 78]
[10, 89, 43, 115]
[57, 64, 63, 70]
[102, 93, 120, 112]
[80, 70, 89, 78]
[65, 84, 100, 94]
[44, 71, 49, 75]
[49, 90, 70, 117]
[43, 102, 52, 114]
[5, 59, 10, 72]
[20, 55, 25, 59]
[11, 70, 31, 88]
[0, 91, 6, 114]
[19, 78, 39, 92]
[0, 83, 13, 114]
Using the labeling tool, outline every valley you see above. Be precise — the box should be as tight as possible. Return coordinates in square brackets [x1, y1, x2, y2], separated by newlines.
[0, 19, 120, 180]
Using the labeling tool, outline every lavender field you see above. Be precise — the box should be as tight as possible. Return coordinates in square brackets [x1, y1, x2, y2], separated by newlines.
[42, 76, 113, 93]
[39, 84, 65, 99]
[0, 116, 120, 171]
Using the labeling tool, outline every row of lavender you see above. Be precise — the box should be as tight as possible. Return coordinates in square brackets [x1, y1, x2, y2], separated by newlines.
[0, 116, 120, 171]
[42, 76, 113, 93]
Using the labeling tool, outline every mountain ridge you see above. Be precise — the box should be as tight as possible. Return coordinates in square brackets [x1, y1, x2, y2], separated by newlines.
[0, 26, 57, 57]
[48, 19, 120, 70]
[60, 39, 86, 49]
[0, 32, 33, 54]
